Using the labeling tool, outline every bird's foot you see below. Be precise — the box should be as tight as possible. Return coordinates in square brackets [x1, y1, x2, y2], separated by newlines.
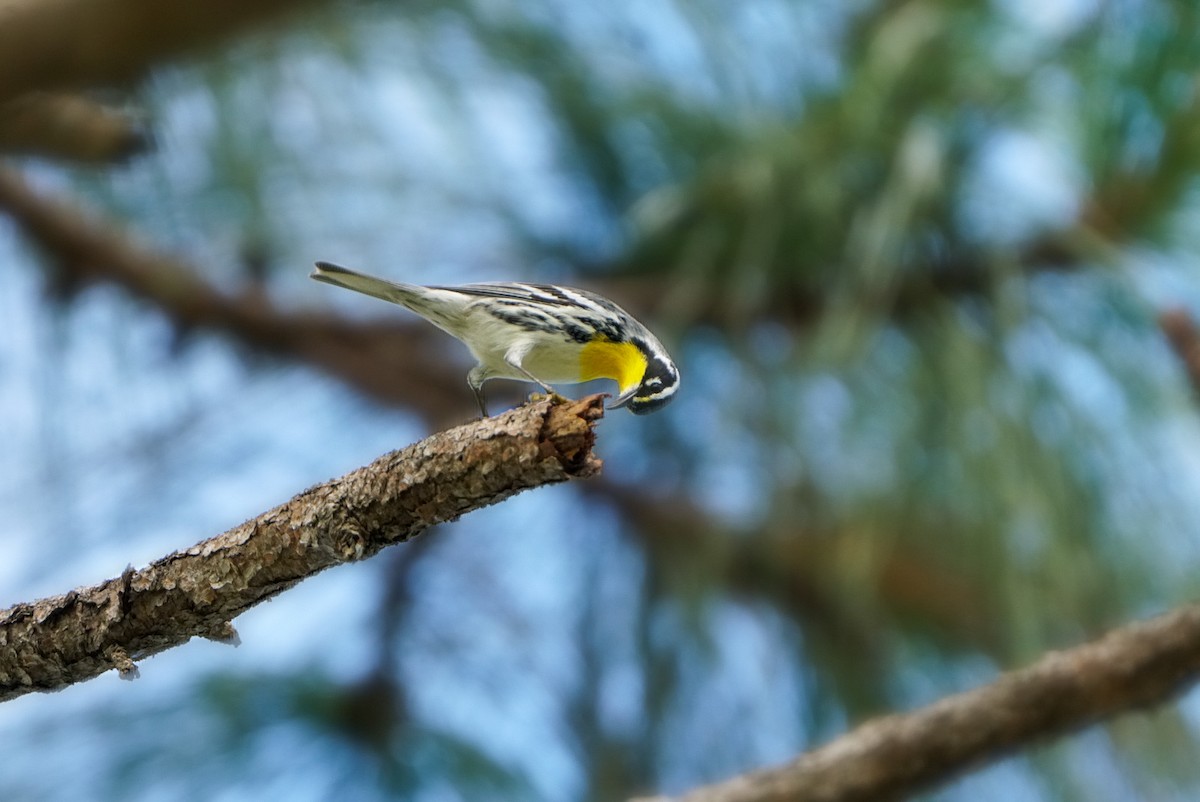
[528, 391, 569, 405]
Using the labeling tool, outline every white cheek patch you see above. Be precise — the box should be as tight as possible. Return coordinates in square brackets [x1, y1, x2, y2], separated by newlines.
[635, 384, 676, 403]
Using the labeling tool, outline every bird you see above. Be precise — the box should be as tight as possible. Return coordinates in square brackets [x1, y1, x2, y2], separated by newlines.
[310, 261, 679, 417]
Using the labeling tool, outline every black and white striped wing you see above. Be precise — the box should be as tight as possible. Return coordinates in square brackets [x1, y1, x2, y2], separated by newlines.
[433, 282, 632, 342]
[431, 282, 602, 309]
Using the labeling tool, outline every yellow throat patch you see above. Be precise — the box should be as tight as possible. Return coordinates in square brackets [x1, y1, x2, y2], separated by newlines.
[579, 339, 645, 394]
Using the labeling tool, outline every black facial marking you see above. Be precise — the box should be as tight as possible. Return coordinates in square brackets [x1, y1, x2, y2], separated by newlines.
[627, 349, 679, 414]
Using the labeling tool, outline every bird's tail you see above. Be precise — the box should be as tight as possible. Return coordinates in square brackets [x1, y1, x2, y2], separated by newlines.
[310, 261, 428, 308]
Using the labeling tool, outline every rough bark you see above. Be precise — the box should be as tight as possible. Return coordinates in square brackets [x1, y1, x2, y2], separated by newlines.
[636, 603, 1200, 802]
[0, 394, 604, 703]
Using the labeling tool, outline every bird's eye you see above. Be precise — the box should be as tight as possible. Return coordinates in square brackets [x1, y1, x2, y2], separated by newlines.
[646, 378, 663, 388]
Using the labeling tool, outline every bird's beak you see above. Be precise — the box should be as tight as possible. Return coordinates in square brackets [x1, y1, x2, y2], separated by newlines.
[608, 386, 638, 410]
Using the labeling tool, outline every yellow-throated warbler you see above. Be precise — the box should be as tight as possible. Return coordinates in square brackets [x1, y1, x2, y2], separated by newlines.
[311, 262, 680, 416]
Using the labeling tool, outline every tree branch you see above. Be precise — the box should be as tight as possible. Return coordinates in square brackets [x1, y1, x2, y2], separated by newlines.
[636, 603, 1200, 802]
[0, 0, 326, 105]
[0, 0, 325, 166]
[1160, 308, 1200, 393]
[0, 394, 605, 703]
[0, 93, 149, 163]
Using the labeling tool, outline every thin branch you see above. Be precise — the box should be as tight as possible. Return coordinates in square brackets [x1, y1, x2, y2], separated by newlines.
[0, 394, 605, 703]
[635, 603, 1200, 802]
[1160, 308, 1200, 393]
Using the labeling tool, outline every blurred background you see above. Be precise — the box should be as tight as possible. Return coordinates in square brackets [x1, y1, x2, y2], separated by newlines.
[5, 0, 1200, 799]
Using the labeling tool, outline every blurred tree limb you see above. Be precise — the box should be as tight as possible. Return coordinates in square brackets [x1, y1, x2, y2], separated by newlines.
[0, 167, 473, 424]
[0, 0, 328, 164]
[588, 479, 1003, 718]
[0, 394, 604, 703]
[0, 93, 149, 163]
[0, 0, 325, 105]
[1160, 309, 1200, 392]
[638, 603, 1200, 802]
[595, 481, 994, 651]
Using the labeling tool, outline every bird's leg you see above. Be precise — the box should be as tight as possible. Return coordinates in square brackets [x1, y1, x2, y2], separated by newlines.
[467, 366, 491, 418]
[506, 348, 556, 393]
[504, 352, 555, 395]
[471, 386, 490, 418]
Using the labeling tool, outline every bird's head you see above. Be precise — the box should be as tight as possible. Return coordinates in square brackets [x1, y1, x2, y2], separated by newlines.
[608, 339, 680, 415]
